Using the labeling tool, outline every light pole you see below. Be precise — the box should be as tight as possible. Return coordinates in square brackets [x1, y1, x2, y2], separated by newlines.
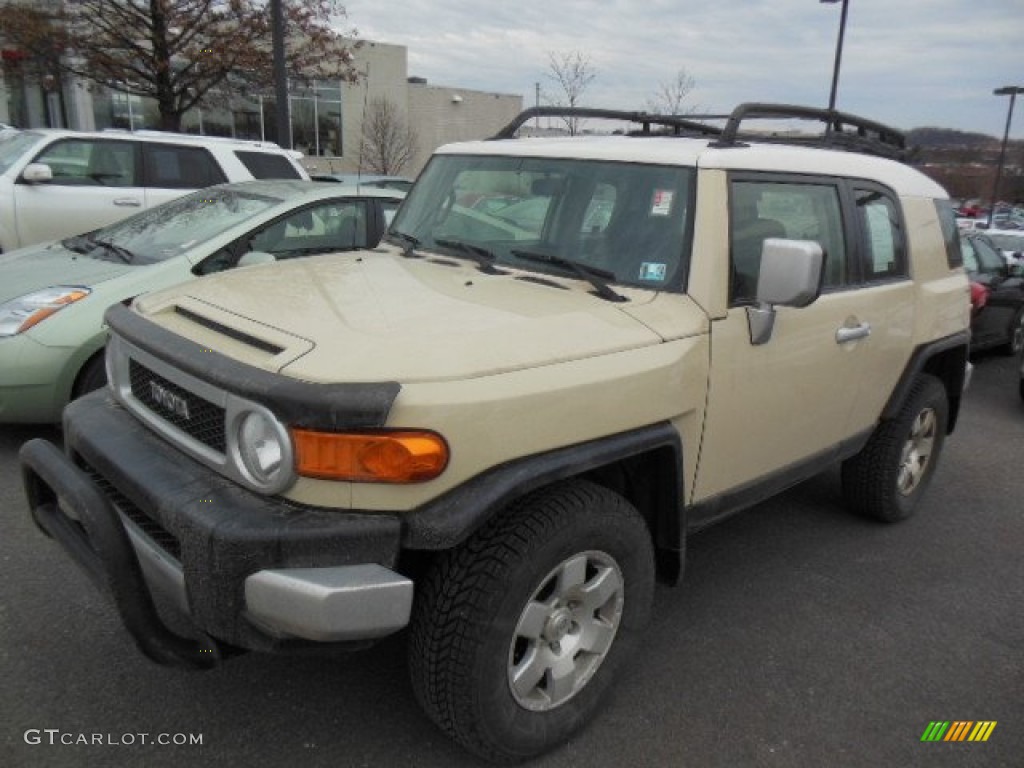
[271, 0, 290, 148]
[989, 86, 1023, 228]
[821, 0, 850, 113]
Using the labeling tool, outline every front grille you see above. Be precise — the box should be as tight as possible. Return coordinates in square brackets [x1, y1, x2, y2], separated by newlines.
[79, 459, 182, 561]
[129, 359, 226, 453]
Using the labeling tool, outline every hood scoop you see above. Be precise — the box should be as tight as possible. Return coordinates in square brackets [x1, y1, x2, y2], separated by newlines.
[143, 296, 314, 372]
[174, 305, 284, 355]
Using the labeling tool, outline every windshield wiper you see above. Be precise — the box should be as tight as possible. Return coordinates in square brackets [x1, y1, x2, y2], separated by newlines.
[91, 238, 136, 264]
[510, 249, 627, 302]
[387, 230, 422, 258]
[60, 234, 94, 255]
[433, 238, 506, 275]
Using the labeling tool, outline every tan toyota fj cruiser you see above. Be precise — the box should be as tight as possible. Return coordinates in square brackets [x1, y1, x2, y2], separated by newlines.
[22, 104, 970, 762]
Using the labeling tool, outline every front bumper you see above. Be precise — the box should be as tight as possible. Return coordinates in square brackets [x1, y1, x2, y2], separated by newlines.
[20, 391, 410, 668]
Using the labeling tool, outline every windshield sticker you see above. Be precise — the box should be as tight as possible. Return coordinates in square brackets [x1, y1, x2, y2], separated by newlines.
[639, 262, 667, 282]
[650, 190, 674, 216]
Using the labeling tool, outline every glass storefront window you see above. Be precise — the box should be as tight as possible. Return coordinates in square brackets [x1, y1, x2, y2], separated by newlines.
[93, 79, 343, 157]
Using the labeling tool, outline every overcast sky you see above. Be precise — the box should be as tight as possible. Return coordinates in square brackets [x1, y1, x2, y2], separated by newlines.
[341, 0, 1024, 139]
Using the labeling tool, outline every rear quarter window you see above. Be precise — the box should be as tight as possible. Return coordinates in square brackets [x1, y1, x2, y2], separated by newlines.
[234, 151, 302, 180]
[144, 145, 227, 188]
[854, 186, 907, 281]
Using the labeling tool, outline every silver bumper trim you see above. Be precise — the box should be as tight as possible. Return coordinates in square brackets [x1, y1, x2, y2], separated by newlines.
[123, 517, 412, 644]
[244, 564, 414, 642]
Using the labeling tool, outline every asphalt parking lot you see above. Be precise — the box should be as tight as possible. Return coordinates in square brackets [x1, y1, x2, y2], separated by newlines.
[1, 353, 1021, 768]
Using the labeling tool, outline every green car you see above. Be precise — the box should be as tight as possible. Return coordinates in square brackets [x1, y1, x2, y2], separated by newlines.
[0, 179, 405, 423]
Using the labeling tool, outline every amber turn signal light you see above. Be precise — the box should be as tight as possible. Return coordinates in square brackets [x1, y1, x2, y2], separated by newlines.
[18, 289, 91, 333]
[291, 429, 449, 483]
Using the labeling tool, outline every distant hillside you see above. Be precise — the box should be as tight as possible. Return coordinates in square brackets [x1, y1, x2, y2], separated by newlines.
[907, 127, 999, 149]
[907, 126, 1024, 202]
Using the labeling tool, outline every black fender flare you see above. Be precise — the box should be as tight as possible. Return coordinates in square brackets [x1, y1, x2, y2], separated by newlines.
[883, 331, 970, 432]
[401, 422, 686, 583]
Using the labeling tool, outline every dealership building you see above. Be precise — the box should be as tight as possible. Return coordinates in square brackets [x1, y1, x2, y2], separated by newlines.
[1, 38, 522, 175]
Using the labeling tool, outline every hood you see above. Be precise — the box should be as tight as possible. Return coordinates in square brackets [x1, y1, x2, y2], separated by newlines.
[0, 242, 132, 303]
[136, 249, 666, 383]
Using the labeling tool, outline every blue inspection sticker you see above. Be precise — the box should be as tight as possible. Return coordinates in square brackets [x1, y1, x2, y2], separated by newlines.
[639, 262, 667, 281]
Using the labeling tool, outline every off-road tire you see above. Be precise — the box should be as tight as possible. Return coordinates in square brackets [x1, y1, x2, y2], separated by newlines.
[842, 374, 948, 522]
[407, 479, 655, 763]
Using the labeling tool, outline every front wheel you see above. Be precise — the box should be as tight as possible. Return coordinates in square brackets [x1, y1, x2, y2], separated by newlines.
[407, 480, 655, 762]
[842, 374, 948, 522]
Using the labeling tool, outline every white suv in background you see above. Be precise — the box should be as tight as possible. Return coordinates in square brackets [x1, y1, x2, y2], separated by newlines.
[0, 129, 308, 253]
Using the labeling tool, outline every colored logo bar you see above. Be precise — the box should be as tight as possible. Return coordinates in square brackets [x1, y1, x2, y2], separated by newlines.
[921, 721, 997, 742]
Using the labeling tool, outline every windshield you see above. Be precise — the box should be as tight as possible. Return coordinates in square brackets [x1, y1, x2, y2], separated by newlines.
[0, 131, 45, 175]
[389, 154, 694, 291]
[68, 186, 282, 265]
[961, 236, 1005, 274]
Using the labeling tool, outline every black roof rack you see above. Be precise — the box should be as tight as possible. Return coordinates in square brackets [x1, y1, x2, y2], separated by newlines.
[708, 102, 907, 160]
[490, 102, 909, 161]
[490, 106, 724, 140]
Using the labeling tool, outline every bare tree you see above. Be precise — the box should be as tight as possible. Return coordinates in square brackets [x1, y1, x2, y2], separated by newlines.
[0, 0, 360, 132]
[359, 97, 418, 175]
[645, 68, 698, 116]
[544, 50, 596, 135]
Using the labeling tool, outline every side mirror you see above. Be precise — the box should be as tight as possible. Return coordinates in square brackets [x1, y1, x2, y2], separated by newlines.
[756, 239, 825, 307]
[747, 239, 825, 345]
[21, 163, 53, 183]
[237, 251, 277, 268]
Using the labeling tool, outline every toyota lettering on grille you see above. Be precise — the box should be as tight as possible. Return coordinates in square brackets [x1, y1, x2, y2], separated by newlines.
[149, 380, 191, 420]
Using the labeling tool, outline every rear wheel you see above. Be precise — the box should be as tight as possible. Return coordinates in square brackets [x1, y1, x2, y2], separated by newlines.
[998, 308, 1024, 356]
[408, 480, 655, 762]
[842, 374, 948, 522]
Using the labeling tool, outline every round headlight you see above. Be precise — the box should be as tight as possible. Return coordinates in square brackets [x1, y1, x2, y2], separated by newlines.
[236, 410, 287, 486]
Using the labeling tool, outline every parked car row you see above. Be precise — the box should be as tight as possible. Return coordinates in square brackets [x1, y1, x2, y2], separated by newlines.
[983, 228, 1024, 264]
[0, 125, 416, 423]
[0, 180, 405, 423]
[0, 128, 309, 253]
[954, 201, 1024, 231]
[961, 231, 1024, 355]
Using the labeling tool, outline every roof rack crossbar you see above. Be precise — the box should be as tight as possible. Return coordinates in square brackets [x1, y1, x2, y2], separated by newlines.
[710, 102, 906, 156]
[489, 103, 908, 161]
[490, 106, 723, 140]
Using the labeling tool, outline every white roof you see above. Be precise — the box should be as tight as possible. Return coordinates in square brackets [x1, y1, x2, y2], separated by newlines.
[437, 134, 947, 199]
[20, 128, 291, 153]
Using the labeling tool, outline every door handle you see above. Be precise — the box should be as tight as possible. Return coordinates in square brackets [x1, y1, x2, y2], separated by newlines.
[113, 198, 141, 207]
[836, 322, 871, 344]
